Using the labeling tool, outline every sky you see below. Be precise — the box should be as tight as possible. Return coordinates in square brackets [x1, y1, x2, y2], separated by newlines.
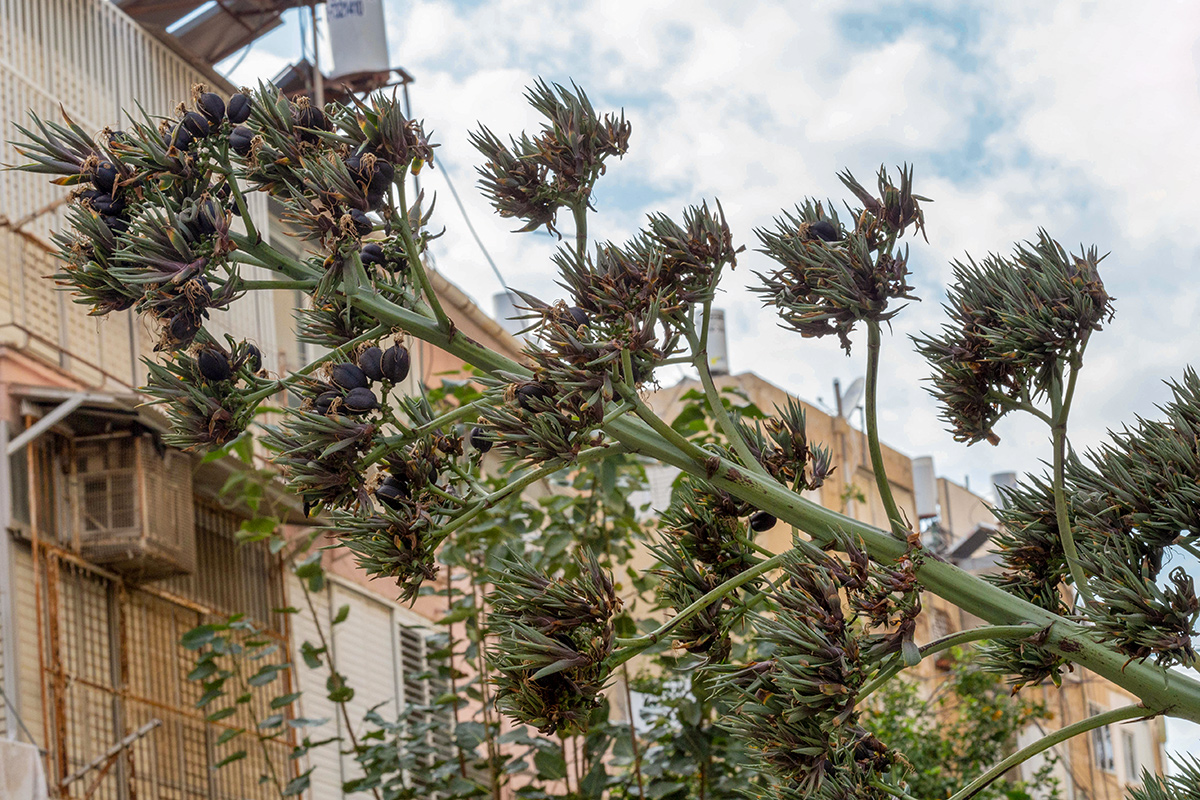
[212, 0, 1200, 764]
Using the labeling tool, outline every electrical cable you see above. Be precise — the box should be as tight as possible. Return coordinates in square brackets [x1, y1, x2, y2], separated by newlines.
[217, 40, 257, 80]
[432, 155, 512, 295]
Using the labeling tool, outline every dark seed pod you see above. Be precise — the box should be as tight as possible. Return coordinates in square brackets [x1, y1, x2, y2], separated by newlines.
[381, 345, 410, 383]
[809, 219, 840, 243]
[243, 344, 263, 372]
[565, 306, 589, 328]
[196, 197, 224, 237]
[171, 124, 194, 152]
[469, 426, 493, 453]
[104, 216, 129, 235]
[749, 510, 777, 532]
[182, 111, 211, 138]
[314, 390, 341, 415]
[343, 386, 378, 413]
[331, 362, 369, 391]
[91, 193, 125, 216]
[228, 126, 253, 157]
[358, 346, 384, 381]
[366, 190, 387, 210]
[376, 482, 405, 510]
[368, 160, 395, 195]
[349, 209, 373, 236]
[227, 93, 252, 124]
[360, 243, 384, 265]
[106, 130, 131, 147]
[197, 349, 232, 382]
[94, 161, 118, 194]
[294, 105, 328, 143]
[197, 92, 225, 125]
[168, 311, 203, 345]
[516, 382, 552, 411]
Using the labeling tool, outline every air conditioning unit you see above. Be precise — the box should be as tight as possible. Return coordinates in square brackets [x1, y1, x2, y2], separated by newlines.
[72, 432, 196, 582]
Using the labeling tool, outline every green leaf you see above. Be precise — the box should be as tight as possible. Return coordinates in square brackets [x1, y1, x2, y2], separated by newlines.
[237, 516, 279, 543]
[534, 748, 567, 781]
[282, 771, 313, 797]
[271, 692, 303, 709]
[300, 641, 325, 669]
[331, 604, 350, 625]
[247, 665, 280, 687]
[180, 624, 223, 651]
[258, 713, 285, 730]
[215, 727, 244, 746]
[213, 750, 247, 769]
[206, 707, 238, 723]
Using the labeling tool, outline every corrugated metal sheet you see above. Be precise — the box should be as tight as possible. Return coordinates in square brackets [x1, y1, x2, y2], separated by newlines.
[331, 581, 398, 789]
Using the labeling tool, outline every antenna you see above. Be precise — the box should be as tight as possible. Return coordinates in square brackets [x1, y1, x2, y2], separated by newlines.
[838, 377, 865, 419]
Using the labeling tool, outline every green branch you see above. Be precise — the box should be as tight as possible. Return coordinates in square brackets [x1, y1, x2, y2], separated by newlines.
[396, 177, 451, 329]
[1049, 366, 1095, 608]
[865, 321, 907, 538]
[683, 322, 773, 480]
[610, 551, 789, 663]
[945, 704, 1147, 800]
[325, 278, 1200, 725]
[857, 624, 1037, 702]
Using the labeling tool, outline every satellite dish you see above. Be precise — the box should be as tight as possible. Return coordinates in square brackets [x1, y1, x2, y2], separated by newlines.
[839, 377, 865, 418]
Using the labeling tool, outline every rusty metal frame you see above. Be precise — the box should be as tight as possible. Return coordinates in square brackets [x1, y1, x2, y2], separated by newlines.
[28, 434, 297, 799]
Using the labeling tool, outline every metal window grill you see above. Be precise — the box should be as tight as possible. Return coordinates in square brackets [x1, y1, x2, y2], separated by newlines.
[38, 547, 294, 799]
[73, 434, 196, 582]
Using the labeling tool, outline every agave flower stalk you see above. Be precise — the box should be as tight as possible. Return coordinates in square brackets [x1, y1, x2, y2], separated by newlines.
[17, 78, 1200, 800]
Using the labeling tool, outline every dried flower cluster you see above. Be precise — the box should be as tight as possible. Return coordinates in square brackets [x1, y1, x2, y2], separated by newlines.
[472, 80, 630, 233]
[913, 230, 1113, 445]
[489, 552, 620, 734]
[753, 166, 926, 353]
[716, 539, 920, 800]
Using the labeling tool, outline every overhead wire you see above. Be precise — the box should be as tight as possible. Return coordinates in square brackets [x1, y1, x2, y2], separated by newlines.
[432, 155, 512, 295]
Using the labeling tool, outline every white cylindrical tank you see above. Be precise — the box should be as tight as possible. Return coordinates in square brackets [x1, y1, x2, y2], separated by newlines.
[326, 0, 391, 80]
[707, 309, 729, 375]
[913, 455, 938, 519]
[991, 472, 1019, 508]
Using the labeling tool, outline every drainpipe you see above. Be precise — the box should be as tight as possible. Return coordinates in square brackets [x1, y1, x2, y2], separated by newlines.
[0, 419, 17, 741]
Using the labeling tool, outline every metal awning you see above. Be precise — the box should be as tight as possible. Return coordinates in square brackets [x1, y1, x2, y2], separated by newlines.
[114, 0, 305, 66]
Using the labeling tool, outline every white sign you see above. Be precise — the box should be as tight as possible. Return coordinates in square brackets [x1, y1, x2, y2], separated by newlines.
[326, 0, 391, 80]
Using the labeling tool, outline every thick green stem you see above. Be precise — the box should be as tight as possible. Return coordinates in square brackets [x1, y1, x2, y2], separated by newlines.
[946, 704, 1147, 800]
[871, 778, 919, 800]
[865, 321, 907, 538]
[857, 624, 1036, 702]
[396, 178, 451, 329]
[572, 202, 588, 263]
[216, 148, 259, 243]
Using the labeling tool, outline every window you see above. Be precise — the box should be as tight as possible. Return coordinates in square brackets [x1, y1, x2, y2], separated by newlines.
[1123, 730, 1140, 783]
[1090, 704, 1116, 772]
